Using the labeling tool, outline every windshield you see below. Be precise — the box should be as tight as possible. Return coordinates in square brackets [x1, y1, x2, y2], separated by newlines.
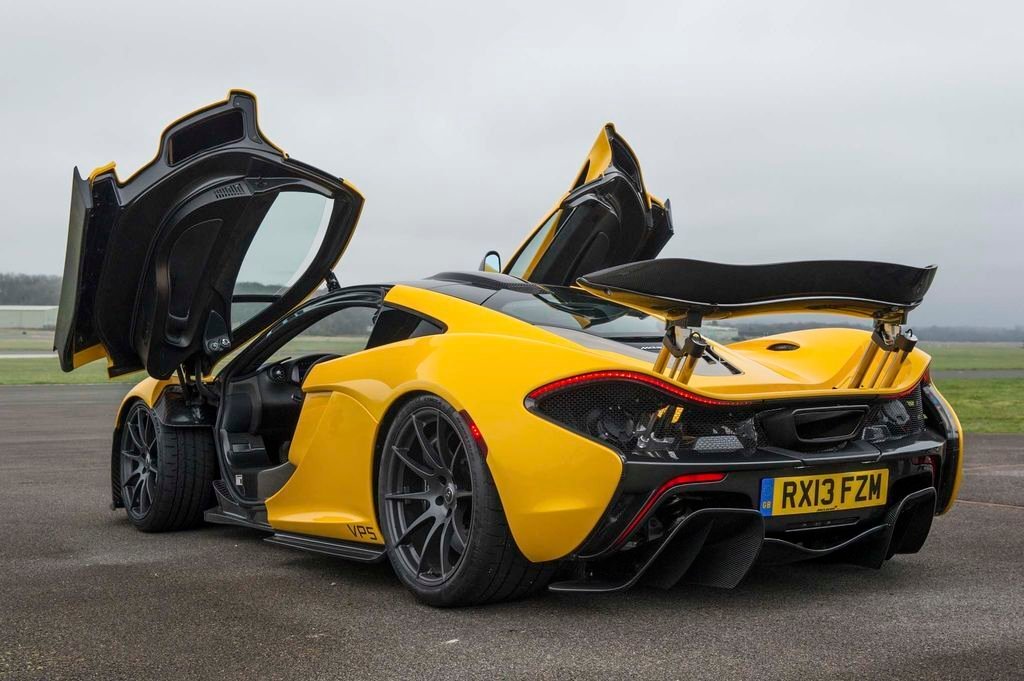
[482, 286, 663, 339]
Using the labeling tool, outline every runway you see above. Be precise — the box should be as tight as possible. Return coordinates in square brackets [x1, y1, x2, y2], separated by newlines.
[1, 385, 1022, 680]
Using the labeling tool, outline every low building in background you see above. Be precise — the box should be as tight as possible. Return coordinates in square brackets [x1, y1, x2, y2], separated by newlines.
[700, 323, 740, 343]
[0, 305, 58, 329]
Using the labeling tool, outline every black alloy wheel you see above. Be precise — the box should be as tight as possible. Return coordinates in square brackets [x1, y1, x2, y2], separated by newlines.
[378, 394, 556, 606]
[120, 401, 160, 521]
[381, 405, 473, 584]
[113, 400, 217, 532]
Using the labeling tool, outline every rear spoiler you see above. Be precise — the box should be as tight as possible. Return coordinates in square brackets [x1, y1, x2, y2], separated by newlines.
[576, 258, 937, 390]
[576, 258, 936, 326]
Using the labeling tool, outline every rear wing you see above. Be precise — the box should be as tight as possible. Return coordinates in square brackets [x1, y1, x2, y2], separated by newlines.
[576, 258, 936, 390]
[576, 258, 936, 326]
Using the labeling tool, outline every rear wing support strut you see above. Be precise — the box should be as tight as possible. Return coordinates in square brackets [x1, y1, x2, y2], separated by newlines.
[879, 329, 918, 387]
[653, 317, 919, 391]
[850, 322, 918, 389]
[653, 322, 708, 386]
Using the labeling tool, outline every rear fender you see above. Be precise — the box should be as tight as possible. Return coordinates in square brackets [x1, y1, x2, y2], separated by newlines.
[302, 330, 628, 563]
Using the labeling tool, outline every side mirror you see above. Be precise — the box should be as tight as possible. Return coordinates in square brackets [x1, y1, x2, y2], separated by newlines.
[479, 250, 502, 273]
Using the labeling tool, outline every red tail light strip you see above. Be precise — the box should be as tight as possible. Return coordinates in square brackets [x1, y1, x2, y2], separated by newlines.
[886, 378, 923, 400]
[612, 472, 727, 548]
[880, 363, 928, 400]
[526, 370, 753, 407]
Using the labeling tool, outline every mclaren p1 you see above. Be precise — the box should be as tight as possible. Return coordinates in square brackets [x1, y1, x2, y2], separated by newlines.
[55, 90, 963, 606]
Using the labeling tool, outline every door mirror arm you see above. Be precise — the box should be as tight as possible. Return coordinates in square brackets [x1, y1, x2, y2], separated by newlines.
[480, 250, 502, 273]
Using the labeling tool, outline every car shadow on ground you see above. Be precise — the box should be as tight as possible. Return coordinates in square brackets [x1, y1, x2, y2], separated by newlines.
[230, 517, 933, 614]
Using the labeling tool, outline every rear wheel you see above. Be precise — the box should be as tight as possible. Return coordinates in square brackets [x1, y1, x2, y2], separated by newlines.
[116, 401, 216, 532]
[378, 395, 554, 606]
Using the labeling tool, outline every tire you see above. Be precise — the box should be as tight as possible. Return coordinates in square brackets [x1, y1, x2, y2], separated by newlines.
[114, 401, 217, 533]
[378, 395, 555, 606]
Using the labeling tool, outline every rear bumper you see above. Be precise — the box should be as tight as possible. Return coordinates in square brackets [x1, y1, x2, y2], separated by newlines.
[550, 430, 949, 593]
[576, 430, 947, 559]
[550, 487, 936, 593]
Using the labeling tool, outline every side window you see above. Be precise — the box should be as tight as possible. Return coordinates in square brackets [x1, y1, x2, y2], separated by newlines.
[366, 307, 443, 349]
[265, 305, 376, 364]
[232, 190, 335, 328]
[506, 209, 563, 279]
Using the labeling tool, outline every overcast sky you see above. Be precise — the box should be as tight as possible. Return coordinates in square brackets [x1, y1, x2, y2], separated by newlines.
[1, 1, 1021, 326]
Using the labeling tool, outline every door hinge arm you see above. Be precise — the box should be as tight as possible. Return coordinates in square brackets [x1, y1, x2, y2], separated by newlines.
[176, 358, 218, 417]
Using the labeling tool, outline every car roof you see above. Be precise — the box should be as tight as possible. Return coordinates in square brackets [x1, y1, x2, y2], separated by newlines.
[396, 271, 550, 306]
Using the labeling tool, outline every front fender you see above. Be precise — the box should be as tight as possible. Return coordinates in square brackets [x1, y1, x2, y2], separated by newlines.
[114, 377, 172, 426]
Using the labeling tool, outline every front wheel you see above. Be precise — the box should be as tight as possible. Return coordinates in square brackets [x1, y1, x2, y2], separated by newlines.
[378, 395, 554, 606]
[114, 401, 216, 532]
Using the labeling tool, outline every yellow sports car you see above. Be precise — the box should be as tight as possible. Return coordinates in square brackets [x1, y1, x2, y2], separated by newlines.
[55, 91, 963, 606]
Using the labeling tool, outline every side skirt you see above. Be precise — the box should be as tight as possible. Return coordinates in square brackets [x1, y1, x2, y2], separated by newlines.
[204, 480, 385, 563]
[264, 532, 386, 563]
[204, 479, 271, 530]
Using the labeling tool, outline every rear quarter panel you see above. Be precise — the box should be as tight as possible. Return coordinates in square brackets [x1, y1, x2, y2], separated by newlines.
[277, 285, 632, 562]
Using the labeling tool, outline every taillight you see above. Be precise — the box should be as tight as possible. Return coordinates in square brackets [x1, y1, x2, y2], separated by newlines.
[527, 370, 750, 407]
[887, 378, 924, 400]
[912, 454, 939, 484]
[526, 371, 759, 459]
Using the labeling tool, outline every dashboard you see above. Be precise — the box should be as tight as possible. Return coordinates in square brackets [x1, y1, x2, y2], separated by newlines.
[263, 353, 342, 386]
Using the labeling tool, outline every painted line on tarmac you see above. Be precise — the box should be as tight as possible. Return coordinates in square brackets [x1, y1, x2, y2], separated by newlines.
[956, 499, 1024, 511]
[963, 463, 1024, 471]
[0, 353, 57, 359]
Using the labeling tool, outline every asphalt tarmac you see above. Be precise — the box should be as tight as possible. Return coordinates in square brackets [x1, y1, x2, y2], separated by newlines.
[1, 384, 1022, 680]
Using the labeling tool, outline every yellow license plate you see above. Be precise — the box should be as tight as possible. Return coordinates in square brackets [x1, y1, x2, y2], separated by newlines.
[759, 469, 889, 517]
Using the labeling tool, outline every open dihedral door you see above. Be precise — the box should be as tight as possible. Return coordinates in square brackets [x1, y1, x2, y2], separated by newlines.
[54, 90, 364, 379]
[503, 124, 673, 286]
[577, 258, 937, 389]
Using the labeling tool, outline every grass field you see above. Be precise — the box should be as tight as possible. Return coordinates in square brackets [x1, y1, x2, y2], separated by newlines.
[933, 379, 1023, 433]
[0, 335, 369, 386]
[0, 358, 140, 384]
[0, 328, 53, 351]
[921, 342, 1024, 371]
[0, 331, 1020, 432]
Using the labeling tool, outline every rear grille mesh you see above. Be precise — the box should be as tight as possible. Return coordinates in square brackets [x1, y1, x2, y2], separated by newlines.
[531, 380, 926, 458]
[532, 381, 763, 459]
[862, 385, 925, 443]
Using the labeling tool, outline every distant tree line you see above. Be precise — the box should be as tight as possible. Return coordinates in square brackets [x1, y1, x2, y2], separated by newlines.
[0, 273, 62, 305]
[234, 281, 283, 295]
[231, 281, 372, 335]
